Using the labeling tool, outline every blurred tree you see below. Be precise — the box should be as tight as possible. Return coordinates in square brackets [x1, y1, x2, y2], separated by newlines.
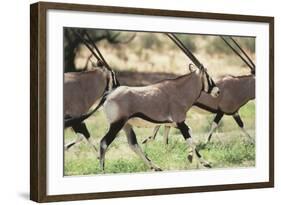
[176, 34, 197, 53]
[63, 28, 136, 72]
[206, 36, 255, 56]
[141, 34, 162, 49]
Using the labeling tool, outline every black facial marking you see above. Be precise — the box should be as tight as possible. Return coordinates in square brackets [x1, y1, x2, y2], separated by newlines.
[203, 70, 216, 94]
[111, 71, 120, 88]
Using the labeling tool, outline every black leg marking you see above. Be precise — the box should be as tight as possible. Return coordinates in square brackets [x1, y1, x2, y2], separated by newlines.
[177, 122, 191, 140]
[142, 125, 160, 144]
[214, 111, 224, 124]
[99, 119, 126, 171]
[233, 114, 244, 128]
[126, 126, 138, 145]
[72, 122, 90, 138]
[151, 125, 160, 141]
[163, 126, 170, 145]
[65, 122, 90, 150]
[177, 122, 194, 162]
[65, 141, 76, 150]
[233, 113, 252, 142]
[207, 111, 224, 142]
[177, 122, 211, 168]
[195, 149, 201, 158]
[124, 124, 162, 171]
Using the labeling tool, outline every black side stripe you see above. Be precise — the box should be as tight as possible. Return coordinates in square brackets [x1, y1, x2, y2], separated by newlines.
[64, 77, 111, 128]
[194, 102, 218, 113]
[129, 112, 172, 124]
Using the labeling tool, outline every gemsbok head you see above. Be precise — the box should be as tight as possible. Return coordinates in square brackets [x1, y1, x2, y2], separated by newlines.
[98, 33, 220, 172]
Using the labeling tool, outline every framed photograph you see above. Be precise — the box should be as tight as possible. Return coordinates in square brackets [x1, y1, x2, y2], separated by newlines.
[30, 1, 274, 202]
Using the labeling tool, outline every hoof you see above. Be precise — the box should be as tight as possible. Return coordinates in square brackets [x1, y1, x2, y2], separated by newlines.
[152, 167, 162, 171]
[187, 153, 193, 163]
[203, 162, 212, 168]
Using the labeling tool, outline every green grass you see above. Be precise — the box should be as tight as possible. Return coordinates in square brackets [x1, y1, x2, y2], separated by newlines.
[64, 101, 255, 176]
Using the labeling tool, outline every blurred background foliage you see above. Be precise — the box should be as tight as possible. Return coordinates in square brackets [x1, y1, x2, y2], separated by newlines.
[64, 27, 255, 84]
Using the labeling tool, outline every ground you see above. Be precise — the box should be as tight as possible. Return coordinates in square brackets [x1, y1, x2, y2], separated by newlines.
[64, 101, 255, 175]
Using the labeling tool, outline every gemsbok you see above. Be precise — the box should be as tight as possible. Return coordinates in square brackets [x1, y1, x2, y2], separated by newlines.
[98, 33, 220, 172]
[142, 36, 255, 145]
[64, 29, 119, 155]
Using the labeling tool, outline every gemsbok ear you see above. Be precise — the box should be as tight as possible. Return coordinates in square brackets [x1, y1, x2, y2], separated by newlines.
[189, 63, 196, 73]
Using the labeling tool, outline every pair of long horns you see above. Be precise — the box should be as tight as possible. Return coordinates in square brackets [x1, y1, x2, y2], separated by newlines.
[220, 36, 255, 74]
[167, 33, 255, 75]
[71, 28, 113, 72]
[166, 33, 204, 70]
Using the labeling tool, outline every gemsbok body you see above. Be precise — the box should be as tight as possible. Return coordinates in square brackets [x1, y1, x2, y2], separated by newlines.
[99, 34, 220, 171]
[196, 74, 255, 142]
[144, 74, 255, 144]
[143, 36, 256, 144]
[64, 67, 115, 152]
[64, 29, 119, 154]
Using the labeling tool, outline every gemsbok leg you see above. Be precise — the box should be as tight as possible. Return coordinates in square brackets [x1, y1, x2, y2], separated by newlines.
[64, 123, 89, 149]
[141, 125, 160, 144]
[99, 119, 126, 171]
[142, 125, 171, 145]
[163, 125, 171, 145]
[177, 122, 211, 168]
[64, 122, 98, 156]
[233, 112, 253, 141]
[123, 124, 162, 171]
[206, 111, 224, 143]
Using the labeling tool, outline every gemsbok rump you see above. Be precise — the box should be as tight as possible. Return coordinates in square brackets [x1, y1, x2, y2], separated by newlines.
[143, 36, 255, 145]
[99, 33, 220, 171]
[64, 29, 119, 154]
